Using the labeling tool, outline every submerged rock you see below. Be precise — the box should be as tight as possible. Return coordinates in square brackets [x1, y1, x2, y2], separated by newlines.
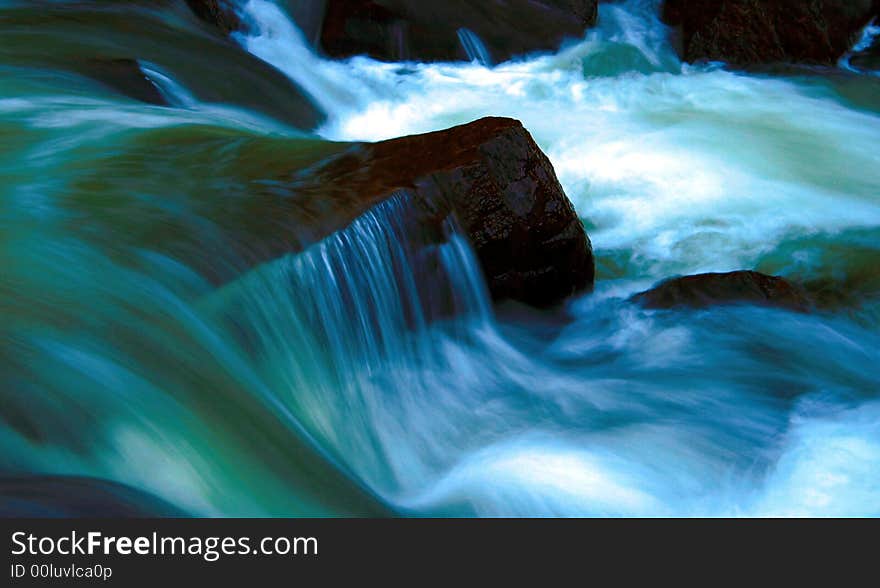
[632, 271, 811, 312]
[6, 1, 325, 130]
[0, 476, 188, 517]
[663, 0, 877, 65]
[185, 0, 244, 35]
[74, 58, 169, 106]
[276, 117, 595, 307]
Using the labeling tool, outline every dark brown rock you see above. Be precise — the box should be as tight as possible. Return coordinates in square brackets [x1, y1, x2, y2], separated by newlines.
[285, 0, 598, 63]
[274, 117, 595, 307]
[185, 0, 244, 35]
[185, 0, 598, 63]
[663, 0, 877, 65]
[632, 271, 811, 312]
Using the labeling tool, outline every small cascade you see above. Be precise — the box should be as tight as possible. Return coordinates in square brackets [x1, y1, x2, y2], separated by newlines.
[138, 62, 199, 108]
[457, 28, 493, 67]
[211, 193, 493, 493]
[852, 18, 880, 54]
[840, 18, 880, 73]
[234, 0, 367, 117]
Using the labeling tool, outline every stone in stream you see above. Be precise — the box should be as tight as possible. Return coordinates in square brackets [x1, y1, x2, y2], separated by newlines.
[271, 117, 595, 307]
[662, 0, 877, 66]
[189, 0, 598, 64]
[74, 58, 169, 106]
[632, 271, 811, 312]
[185, 0, 245, 35]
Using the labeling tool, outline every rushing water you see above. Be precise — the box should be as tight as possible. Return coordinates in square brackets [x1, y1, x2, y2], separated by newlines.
[2, 0, 879, 516]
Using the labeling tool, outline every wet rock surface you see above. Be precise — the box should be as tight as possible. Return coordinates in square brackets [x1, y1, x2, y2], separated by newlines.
[632, 270, 811, 312]
[190, 0, 598, 64]
[0, 476, 188, 517]
[73, 58, 169, 106]
[317, 0, 598, 63]
[273, 117, 595, 307]
[663, 0, 877, 65]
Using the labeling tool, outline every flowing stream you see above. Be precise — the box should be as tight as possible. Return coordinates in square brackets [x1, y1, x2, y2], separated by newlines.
[2, 0, 879, 516]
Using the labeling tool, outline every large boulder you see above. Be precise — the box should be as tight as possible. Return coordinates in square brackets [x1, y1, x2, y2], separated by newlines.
[188, 0, 598, 64]
[276, 117, 595, 307]
[663, 0, 877, 65]
[632, 271, 810, 312]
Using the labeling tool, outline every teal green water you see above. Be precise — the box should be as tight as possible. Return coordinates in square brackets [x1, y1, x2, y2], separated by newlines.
[2, 0, 880, 516]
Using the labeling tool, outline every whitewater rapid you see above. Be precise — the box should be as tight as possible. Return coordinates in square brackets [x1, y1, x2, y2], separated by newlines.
[226, 0, 880, 516]
[240, 0, 880, 286]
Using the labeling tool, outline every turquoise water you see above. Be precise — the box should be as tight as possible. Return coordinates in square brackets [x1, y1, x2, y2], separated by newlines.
[1, 0, 879, 516]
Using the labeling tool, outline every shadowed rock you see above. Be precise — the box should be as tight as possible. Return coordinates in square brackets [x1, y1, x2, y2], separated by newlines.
[632, 271, 811, 312]
[185, 0, 244, 35]
[189, 0, 598, 64]
[54, 116, 592, 308]
[663, 0, 877, 65]
[273, 117, 595, 307]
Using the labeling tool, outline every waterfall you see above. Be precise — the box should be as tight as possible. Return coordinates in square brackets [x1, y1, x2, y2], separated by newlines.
[234, 0, 369, 117]
[457, 28, 493, 67]
[209, 193, 494, 495]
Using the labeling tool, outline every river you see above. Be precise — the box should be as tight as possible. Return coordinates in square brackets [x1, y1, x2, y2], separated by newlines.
[1, 0, 879, 516]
